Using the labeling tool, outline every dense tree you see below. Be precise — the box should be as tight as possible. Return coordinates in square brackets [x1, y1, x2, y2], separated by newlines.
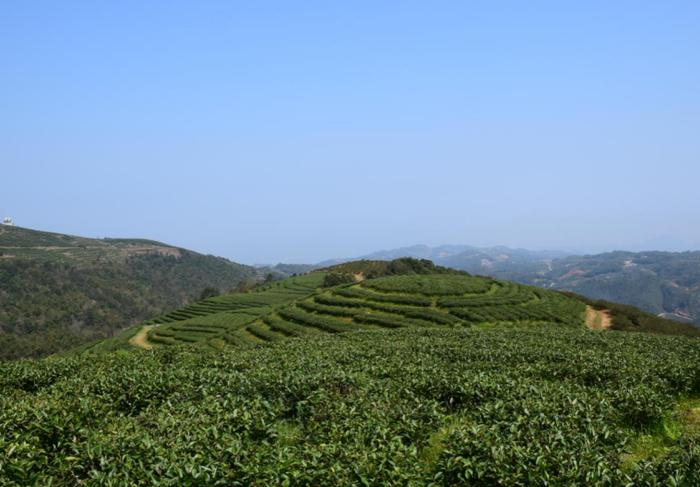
[322, 272, 356, 287]
[199, 287, 220, 300]
[0, 253, 254, 361]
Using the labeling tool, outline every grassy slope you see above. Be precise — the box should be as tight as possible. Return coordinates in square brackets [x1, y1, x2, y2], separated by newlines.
[0, 226, 256, 360]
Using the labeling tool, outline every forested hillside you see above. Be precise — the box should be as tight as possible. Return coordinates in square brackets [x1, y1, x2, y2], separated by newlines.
[0, 226, 255, 360]
[528, 252, 700, 325]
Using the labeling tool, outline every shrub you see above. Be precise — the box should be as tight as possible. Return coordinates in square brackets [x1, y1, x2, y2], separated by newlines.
[322, 272, 357, 287]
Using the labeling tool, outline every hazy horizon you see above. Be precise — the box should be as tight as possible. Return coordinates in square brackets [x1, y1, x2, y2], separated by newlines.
[4, 2, 699, 263]
[6, 222, 700, 266]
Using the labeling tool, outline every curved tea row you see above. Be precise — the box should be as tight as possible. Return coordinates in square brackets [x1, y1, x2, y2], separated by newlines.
[144, 274, 586, 349]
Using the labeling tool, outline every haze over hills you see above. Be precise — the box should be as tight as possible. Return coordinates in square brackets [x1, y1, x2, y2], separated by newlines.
[0, 225, 257, 360]
[304, 245, 700, 326]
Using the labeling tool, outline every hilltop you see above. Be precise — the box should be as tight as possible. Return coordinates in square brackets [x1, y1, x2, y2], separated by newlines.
[0, 225, 211, 263]
[0, 225, 256, 360]
[313, 245, 700, 326]
[95, 258, 699, 354]
[2, 261, 700, 483]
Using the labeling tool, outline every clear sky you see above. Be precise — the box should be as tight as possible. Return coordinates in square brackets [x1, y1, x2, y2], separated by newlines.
[2, 1, 699, 263]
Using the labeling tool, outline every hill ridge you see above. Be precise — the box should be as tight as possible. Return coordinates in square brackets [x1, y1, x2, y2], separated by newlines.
[0, 225, 257, 360]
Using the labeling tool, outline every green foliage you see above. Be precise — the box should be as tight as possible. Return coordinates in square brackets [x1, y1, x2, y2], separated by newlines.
[1, 328, 699, 484]
[119, 273, 327, 348]
[115, 272, 696, 353]
[322, 272, 356, 287]
[278, 306, 358, 333]
[142, 273, 586, 349]
[0, 227, 256, 360]
[246, 322, 284, 342]
[505, 251, 700, 326]
[561, 292, 700, 338]
[362, 274, 491, 295]
[321, 257, 466, 279]
[263, 314, 319, 337]
[198, 287, 220, 300]
[335, 286, 433, 306]
[3, 263, 700, 483]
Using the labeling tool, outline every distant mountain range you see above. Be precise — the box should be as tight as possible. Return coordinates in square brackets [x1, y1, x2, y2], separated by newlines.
[271, 244, 700, 326]
[0, 225, 257, 360]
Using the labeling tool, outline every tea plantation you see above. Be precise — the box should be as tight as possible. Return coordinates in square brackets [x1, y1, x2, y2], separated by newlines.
[3, 271, 700, 484]
[2, 327, 700, 484]
[108, 272, 593, 352]
[142, 273, 327, 348]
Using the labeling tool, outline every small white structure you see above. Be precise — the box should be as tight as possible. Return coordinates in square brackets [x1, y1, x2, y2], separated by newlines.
[2, 217, 14, 226]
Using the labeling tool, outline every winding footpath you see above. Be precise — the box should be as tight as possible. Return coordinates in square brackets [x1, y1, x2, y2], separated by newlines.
[128, 325, 156, 350]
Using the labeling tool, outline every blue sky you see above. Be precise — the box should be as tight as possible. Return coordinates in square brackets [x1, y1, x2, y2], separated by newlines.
[2, 1, 699, 263]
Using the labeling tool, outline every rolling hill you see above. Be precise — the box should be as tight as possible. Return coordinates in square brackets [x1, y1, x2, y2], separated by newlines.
[2, 260, 700, 484]
[318, 245, 700, 326]
[0, 225, 257, 360]
[96, 258, 700, 354]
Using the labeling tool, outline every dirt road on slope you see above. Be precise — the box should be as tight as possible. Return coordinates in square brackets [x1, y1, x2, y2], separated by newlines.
[585, 306, 612, 331]
[129, 325, 156, 349]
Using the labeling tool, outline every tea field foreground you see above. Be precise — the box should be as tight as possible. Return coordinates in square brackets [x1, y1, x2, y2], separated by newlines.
[2, 327, 700, 484]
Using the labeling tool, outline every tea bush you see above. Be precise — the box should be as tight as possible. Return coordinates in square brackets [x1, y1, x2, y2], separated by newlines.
[1, 327, 700, 484]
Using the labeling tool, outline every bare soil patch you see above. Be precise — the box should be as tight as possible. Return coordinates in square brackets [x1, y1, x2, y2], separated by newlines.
[129, 325, 156, 349]
[585, 306, 612, 331]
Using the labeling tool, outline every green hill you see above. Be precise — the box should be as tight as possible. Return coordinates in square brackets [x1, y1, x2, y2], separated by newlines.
[323, 245, 700, 327]
[98, 260, 698, 354]
[2, 264, 700, 483]
[0, 226, 256, 360]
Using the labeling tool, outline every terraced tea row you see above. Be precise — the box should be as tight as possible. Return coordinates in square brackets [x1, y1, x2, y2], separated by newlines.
[224, 275, 586, 348]
[128, 273, 587, 350]
[141, 273, 326, 347]
[361, 274, 494, 295]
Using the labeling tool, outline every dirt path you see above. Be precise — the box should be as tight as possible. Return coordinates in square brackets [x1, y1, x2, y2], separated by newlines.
[585, 306, 612, 331]
[129, 325, 156, 349]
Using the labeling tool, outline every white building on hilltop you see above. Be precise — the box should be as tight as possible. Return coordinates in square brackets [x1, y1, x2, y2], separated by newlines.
[2, 217, 14, 226]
